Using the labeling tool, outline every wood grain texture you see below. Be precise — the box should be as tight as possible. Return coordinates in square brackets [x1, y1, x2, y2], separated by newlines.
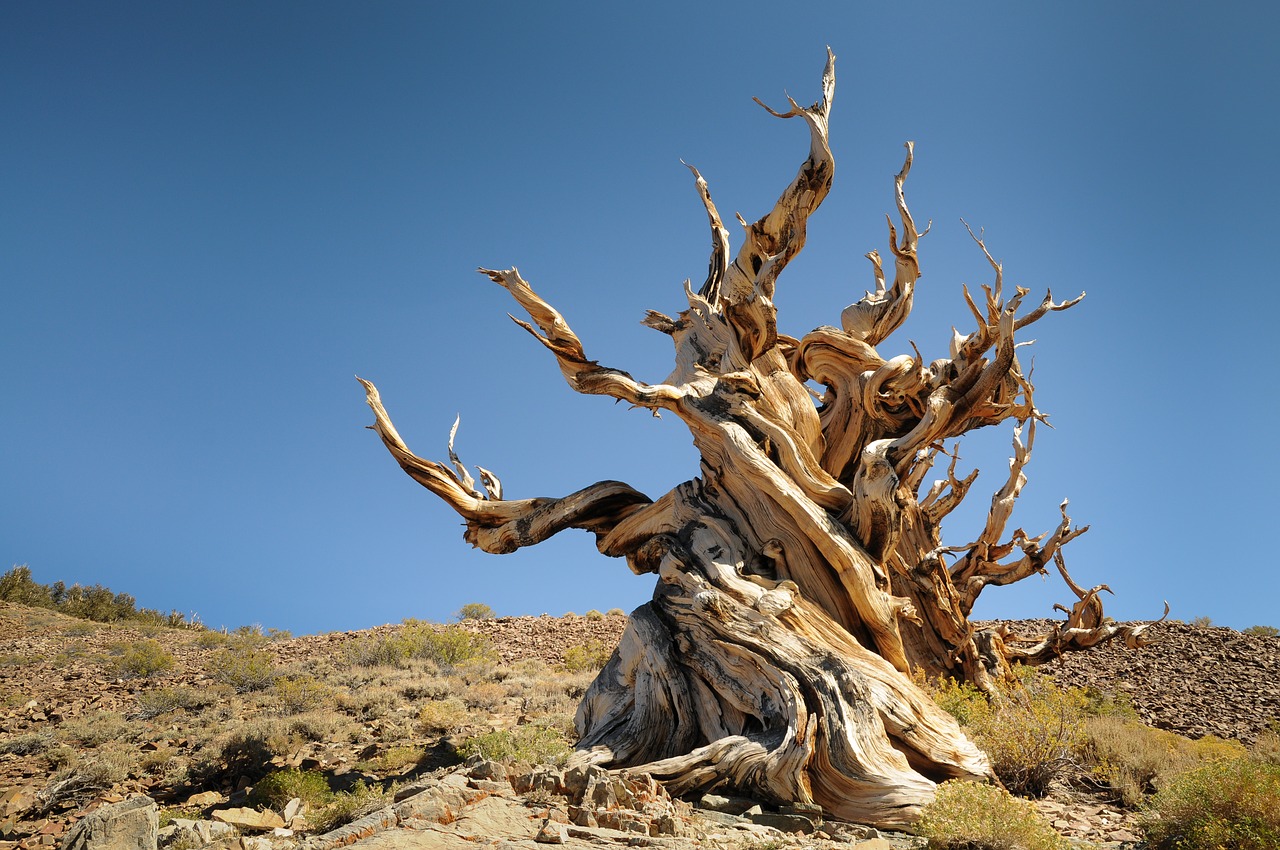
[360, 49, 1162, 826]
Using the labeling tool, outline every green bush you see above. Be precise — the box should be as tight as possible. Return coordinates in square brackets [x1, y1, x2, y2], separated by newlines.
[457, 723, 573, 766]
[272, 675, 333, 714]
[309, 781, 392, 833]
[915, 780, 1067, 850]
[1083, 716, 1246, 806]
[924, 667, 1087, 797]
[562, 639, 612, 673]
[454, 603, 495, 621]
[413, 622, 494, 666]
[206, 643, 277, 692]
[345, 622, 494, 669]
[113, 640, 176, 679]
[1243, 624, 1280, 637]
[250, 768, 331, 810]
[1140, 757, 1280, 850]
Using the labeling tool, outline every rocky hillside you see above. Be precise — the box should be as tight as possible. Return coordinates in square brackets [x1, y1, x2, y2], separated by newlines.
[1, 602, 1277, 850]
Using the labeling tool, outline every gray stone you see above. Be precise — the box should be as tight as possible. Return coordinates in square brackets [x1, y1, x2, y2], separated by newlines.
[697, 794, 762, 815]
[533, 820, 567, 844]
[561, 764, 607, 800]
[159, 819, 236, 849]
[62, 797, 159, 850]
[465, 759, 505, 781]
[749, 811, 817, 834]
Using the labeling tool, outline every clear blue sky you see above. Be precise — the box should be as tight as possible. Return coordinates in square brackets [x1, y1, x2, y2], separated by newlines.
[4, 2, 1277, 634]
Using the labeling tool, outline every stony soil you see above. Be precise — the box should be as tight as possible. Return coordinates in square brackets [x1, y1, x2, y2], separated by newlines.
[1, 602, 1277, 850]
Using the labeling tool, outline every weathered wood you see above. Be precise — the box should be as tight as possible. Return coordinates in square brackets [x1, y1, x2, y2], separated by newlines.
[360, 50, 1160, 826]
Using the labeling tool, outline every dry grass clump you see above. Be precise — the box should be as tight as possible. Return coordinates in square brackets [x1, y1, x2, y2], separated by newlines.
[272, 674, 334, 714]
[39, 743, 138, 813]
[456, 723, 572, 766]
[1140, 756, 1280, 850]
[915, 781, 1067, 850]
[1083, 715, 1246, 806]
[57, 711, 134, 748]
[110, 639, 176, 679]
[206, 641, 277, 692]
[132, 686, 216, 720]
[0, 732, 54, 756]
[462, 681, 507, 711]
[417, 698, 469, 734]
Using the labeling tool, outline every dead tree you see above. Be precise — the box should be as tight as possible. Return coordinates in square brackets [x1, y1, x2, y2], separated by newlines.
[359, 51, 1162, 827]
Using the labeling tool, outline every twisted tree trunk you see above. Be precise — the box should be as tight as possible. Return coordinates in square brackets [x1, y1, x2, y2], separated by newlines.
[359, 50, 1162, 827]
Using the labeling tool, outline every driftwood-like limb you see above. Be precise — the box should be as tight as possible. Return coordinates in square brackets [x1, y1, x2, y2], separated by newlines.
[363, 53, 1153, 827]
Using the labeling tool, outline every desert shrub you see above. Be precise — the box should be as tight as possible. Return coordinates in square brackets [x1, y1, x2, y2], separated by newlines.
[206, 643, 276, 692]
[133, 687, 212, 719]
[267, 628, 293, 641]
[285, 711, 346, 743]
[454, 602, 495, 621]
[216, 720, 294, 776]
[356, 745, 424, 774]
[562, 639, 612, 673]
[1243, 624, 1280, 637]
[1253, 727, 1280, 764]
[411, 622, 494, 667]
[924, 674, 991, 727]
[462, 681, 507, 711]
[112, 639, 176, 679]
[418, 698, 469, 733]
[0, 732, 53, 755]
[250, 768, 332, 810]
[584, 609, 604, 621]
[40, 744, 138, 810]
[1083, 716, 1246, 806]
[272, 674, 333, 714]
[58, 711, 133, 747]
[344, 621, 493, 669]
[914, 780, 1066, 850]
[1140, 757, 1280, 850]
[402, 676, 459, 702]
[925, 667, 1087, 797]
[194, 630, 230, 649]
[309, 781, 392, 833]
[1190, 615, 1213, 628]
[343, 634, 408, 668]
[457, 723, 573, 766]
[606, 608, 625, 617]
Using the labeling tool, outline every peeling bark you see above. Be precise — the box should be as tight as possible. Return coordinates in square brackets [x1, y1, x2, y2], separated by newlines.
[360, 49, 1160, 826]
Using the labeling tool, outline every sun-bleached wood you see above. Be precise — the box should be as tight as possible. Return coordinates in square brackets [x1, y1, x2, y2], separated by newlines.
[360, 50, 1162, 827]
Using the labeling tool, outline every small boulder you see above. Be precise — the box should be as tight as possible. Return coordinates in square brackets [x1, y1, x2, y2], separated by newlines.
[61, 796, 158, 850]
[533, 820, 567, 844]
[209, 808, 285, 832]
